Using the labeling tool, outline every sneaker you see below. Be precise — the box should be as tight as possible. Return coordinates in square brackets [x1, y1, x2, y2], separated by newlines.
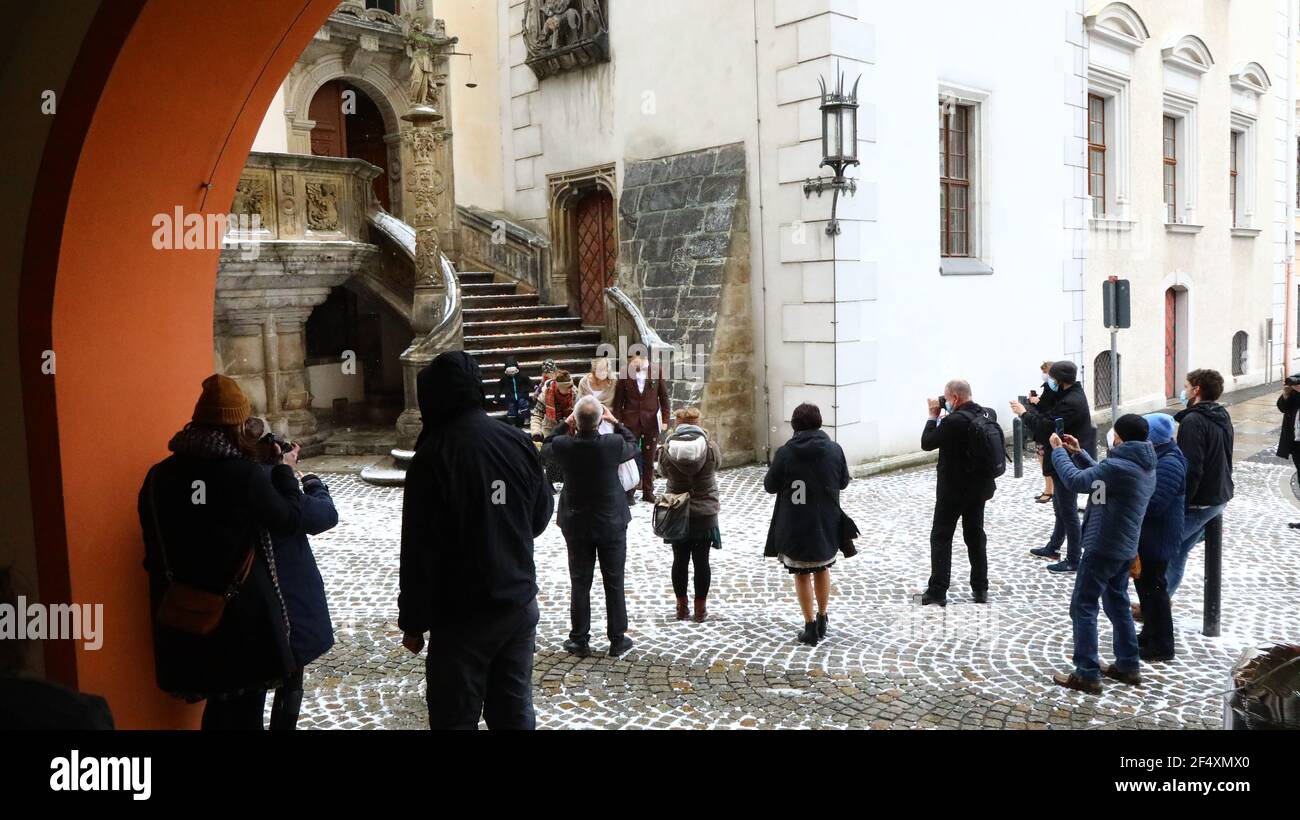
[1029, 546, 1062, 559]
[920, 591, 947, 607]
[1103, 664, 1142, 686]
[1052, 672, 1102, 694]
[1046, 560, 1078, 573]
[562, 639, 591, 657]
[608, 637, 634, 658]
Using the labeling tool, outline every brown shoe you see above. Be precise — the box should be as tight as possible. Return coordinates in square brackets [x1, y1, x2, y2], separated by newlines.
[1103, 664, 1142, 687]
[1131, 603, 1143, 622]
[675, 596, 689, 621]
[1052, 672, 1102, 694]
[693, 597, 708, 623]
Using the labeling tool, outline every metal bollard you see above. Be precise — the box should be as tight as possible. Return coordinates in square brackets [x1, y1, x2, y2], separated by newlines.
[1202, 514, 1223, 638]
[1012, 416, 1024, 479]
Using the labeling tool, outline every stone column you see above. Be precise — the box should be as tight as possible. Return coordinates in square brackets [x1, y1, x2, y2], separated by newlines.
[395, 101, 447, 450]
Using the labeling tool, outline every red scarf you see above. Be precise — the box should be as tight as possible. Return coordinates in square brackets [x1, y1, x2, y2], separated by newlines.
[544, 381, 575, 422]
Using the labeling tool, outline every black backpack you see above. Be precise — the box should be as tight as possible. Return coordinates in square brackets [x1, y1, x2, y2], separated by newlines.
[965, 407, 1007, 481]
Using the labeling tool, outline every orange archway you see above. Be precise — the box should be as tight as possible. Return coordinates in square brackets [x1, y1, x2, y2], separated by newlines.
[19, 0, 340, 728]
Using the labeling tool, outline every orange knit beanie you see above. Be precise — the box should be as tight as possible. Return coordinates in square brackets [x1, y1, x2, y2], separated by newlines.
[192, 374, 251, 426]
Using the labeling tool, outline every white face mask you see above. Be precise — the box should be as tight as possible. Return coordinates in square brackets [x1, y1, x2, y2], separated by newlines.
[1107, 429, 1119, 449]
[505, 366, 519, 376]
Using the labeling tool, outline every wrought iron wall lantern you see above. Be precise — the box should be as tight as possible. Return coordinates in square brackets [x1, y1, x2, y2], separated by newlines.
[803, 68, 861, 236]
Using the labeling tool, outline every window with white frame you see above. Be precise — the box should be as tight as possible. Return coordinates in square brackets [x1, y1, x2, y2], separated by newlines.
[1161, 35, 1213, 229]
[1084, 4, 1147, 225]
[1228, 62, 1271, 234]
[938, 83, 991, 275]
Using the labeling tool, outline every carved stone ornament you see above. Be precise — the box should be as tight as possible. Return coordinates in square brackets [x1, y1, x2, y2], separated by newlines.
[305, 182, 341, 231]
[231, 177, 268, 224]
[414, 228, 441, 285]
[408, 129, 437, 165]
[522, 0, 609, 81]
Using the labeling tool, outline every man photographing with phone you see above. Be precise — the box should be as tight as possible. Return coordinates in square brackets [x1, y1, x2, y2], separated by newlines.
[1010, 360, 1096, 573]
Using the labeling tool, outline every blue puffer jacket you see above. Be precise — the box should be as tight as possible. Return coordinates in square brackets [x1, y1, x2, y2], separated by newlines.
[1050, 440, 1157, 561]
[1137, 441, 1186, 562]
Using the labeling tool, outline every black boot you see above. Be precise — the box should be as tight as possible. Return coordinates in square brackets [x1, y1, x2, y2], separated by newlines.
[816, 612, 828, 639]
[798, 621, 819, 646]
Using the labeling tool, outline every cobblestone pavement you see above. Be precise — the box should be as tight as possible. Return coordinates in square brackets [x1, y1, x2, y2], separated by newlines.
[293, 399, 1300, 730]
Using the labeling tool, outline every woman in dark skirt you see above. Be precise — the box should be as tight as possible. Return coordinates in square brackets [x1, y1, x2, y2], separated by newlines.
[763, 403, 851, 646]
[658, 407, 723, 623]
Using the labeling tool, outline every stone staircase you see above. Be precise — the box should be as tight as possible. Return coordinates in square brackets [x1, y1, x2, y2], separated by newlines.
[459, 271, 603, 418]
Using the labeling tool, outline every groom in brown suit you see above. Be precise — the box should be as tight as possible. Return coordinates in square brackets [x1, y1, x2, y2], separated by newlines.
[613, 352, 672, 504]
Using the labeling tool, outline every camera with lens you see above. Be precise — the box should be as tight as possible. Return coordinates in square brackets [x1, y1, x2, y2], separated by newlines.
[261, 432, 296, 457]
[1286, 374, 1300, 387]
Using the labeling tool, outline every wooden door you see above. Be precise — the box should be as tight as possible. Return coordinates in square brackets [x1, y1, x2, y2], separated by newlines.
[343, 84, 391, 211]
[575, 191, 616, 326]
[1164, 288, 1178, 399]
[308, 80, 347, 158]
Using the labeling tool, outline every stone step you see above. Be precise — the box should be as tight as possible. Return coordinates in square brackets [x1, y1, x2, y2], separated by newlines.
[477, 356, 593, 380]
[469, 342, 601, 368]
[461, 282, 517, 297]
[464, 328, 602, 350]
[463, 316, 586, 336]
[457, 271, 495, 286]
[462, 304, 570, 323]
[461, 293, 540, 309]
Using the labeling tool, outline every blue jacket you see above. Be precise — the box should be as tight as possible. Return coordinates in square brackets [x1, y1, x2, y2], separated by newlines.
[270, 472, 337, 668]
[1050, 440, 1157, 561]
[1137, 441, 1187, 562]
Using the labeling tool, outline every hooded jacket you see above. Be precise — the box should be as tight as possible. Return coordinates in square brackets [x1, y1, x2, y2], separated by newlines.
[1174, 401, 1234, 507]
[763, 429, 850, 564]
[658, 424, 722, 533]
[267, 471, 337, 668]
[399, 352, 554, 632]
[495, 356, 532, 417]
[1137, 441, 1187, 563]
[1050, 439, 1157, 561]
[1021, 382, 1096, 478]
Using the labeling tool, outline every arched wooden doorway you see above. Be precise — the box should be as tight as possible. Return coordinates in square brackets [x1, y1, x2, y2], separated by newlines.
[16, 0, 341, 728]
[573, 190, 616, 326]
[309, 80, 392, 210]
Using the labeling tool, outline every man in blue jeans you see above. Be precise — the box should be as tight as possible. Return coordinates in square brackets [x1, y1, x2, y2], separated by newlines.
[1168, 369, 1234, 598]
[1011, 360, 1097, 573]
[1047, 414, 1157, 694]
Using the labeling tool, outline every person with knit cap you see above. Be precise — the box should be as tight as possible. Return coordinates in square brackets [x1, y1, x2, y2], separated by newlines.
[1047, 413, 1156, 694]
[1011, 359, 1097, 573]
[1132, 413, 1185, 663]
[138, 374, 304, 729]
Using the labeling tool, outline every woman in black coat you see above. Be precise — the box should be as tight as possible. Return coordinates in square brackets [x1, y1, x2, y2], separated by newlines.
[258, 452, 338, 730]
[1278, 382, 1300, 526]
[1030, 361, 1059, 503]
[138, 375, 303, 730]
[763, 403, 850, 647]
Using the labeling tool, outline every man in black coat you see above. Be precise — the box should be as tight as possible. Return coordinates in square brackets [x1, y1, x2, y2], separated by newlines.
[542, 395, 640, 658]
[1011, 360, 1097, 573]
[1167, 368, 1234, 598]
[399, 352, 554, 731]
[921, 379, 995, 607]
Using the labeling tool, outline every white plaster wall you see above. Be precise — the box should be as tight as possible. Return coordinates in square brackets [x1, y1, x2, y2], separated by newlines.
[436, 0, 506, 212]
[251, 84, 290, 154]
[865, 0, 1080, 458]
[1084, 0, 1286, 415]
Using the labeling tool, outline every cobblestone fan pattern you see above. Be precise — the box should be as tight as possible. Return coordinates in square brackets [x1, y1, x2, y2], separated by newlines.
[292, 457, 1300, 730]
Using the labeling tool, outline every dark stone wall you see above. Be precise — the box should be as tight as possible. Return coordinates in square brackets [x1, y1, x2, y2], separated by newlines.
[618, 143, 755, 464]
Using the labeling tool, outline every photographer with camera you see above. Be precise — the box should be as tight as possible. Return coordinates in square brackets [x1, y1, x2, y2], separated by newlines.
[1278, 375, 1300, 529]
[246, 418, 337, 730]
[1011, 360, 1096, 573]
[920, 380, 1001, 607]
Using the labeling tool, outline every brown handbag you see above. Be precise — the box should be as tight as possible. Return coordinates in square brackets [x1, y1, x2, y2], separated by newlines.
[146, 467, 255, 635]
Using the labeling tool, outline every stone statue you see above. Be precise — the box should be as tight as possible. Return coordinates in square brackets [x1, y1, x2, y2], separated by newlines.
[405, 17, 436, 107]
[579, 0, 606, 36]
[523, 0, 610, 78]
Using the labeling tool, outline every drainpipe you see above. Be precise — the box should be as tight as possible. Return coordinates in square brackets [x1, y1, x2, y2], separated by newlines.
[751, 0, 774, 463]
